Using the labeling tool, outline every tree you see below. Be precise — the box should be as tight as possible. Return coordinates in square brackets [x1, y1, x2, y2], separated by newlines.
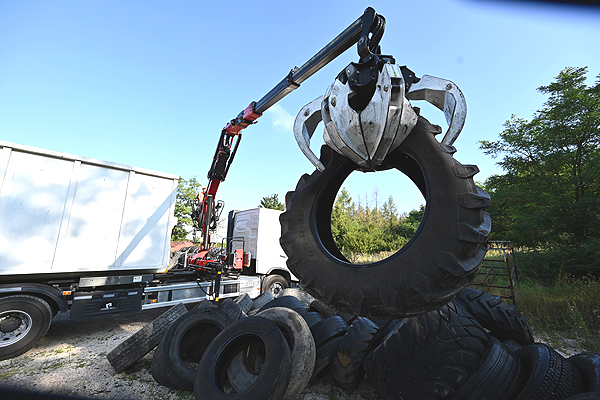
[171, 177, 202, 241]
[259, 194, 285, 211]
[480, 67, 600, 278]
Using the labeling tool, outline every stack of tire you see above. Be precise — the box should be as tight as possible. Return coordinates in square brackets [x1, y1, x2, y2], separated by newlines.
[108, 287, 600, 400]
[107, 289, 357, 399]
[363, 287, 600, 400]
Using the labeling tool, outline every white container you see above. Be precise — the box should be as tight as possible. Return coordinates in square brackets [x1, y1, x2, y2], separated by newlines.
[0, 140, 179, 276]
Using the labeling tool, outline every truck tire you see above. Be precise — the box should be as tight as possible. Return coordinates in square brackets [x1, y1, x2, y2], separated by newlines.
[310, 316, 348, 348]
[257, 295, 306, 314]
[363, 301, 492, 400]
[515, 343, 585, 400]
[248, 292, 274, 315]
[262, 274, 289, 297]
[107, 303, 187, 373]
[311, 336, 343, 383]
[330, 317, 381, 390]
[280, 288, 314, 308]
[254, 307, 316, 400]
[0, 295, 53, 361]
[194, 317, 292, 400]
[151, 308, 232, 390]
[568, 353, 600, 393]
[280, 116, 491, 318]
[455, 287, 534, 346]
[449, 337, 523, 400]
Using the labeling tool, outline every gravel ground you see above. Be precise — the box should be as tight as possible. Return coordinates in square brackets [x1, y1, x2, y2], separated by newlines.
[0, 308, 380, 400]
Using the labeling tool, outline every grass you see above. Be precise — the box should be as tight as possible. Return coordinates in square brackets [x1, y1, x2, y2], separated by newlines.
[515, 275, 600, 352]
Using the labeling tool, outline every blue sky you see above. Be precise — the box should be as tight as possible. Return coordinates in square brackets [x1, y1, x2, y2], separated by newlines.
[1, 0, 599, 215]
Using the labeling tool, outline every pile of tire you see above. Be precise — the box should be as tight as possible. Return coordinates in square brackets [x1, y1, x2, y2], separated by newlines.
[108, 287, 600, 400]
[363, 287, 600, 400]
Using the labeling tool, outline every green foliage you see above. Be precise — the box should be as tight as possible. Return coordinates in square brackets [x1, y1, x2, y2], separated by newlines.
[259, 194, 285, 211]
[516, 276, 600, 352]
[171, 177, 202, 241]
[330, 188, 423, 261]
[480, 67, 600, 278]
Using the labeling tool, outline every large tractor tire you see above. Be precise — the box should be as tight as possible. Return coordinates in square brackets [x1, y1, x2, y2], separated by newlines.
[280, 116, 491, 318]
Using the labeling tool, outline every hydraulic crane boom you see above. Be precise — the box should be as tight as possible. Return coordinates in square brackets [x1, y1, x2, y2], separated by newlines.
[195, 7, 386, 250]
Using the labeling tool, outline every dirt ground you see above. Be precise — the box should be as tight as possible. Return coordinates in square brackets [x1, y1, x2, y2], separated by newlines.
[0, 308, 380, 400]
[0, 307, 588, 400]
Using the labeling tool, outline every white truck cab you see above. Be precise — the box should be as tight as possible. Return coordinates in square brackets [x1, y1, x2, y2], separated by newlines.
[228, 208, 297, 296]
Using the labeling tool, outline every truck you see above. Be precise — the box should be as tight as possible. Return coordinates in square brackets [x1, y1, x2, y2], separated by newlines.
[227, 208, 298, 296]
[0, 140, 263, 361]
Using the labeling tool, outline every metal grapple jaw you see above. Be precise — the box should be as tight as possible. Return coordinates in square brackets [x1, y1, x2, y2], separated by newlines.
[294, 64, 467, 171]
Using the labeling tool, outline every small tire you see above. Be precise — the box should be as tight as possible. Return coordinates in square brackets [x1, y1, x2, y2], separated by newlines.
[310, 316, 348, 349]
[330, 317, 381, 390]
[280, 288, 314, 308]
[151, 308, 232, 390]
[311, 336, 343, 383]
[515, 343, 585, 400]
[0, 295, 53, 361]
[299, 311, 324, 327]
[364, 301, 492, 400]
[254, 307, 316, 400]
[309, 299, 336, 319]
[194, 316, 292, 400]
[249, 292, 274, 313]
[280, 116, 491, 318]
[568, 353, 600, 393]
[449, 337, 523, 400]
[455, 287, 534, 345]
[233, 294, 253, 314]
[262, 274, 289, 297]
[107, 303, 187, 373]
[257, 295, 306, 314]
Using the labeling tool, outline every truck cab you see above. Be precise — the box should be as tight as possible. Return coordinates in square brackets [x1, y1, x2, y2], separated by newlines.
[227, 208, 297, 296]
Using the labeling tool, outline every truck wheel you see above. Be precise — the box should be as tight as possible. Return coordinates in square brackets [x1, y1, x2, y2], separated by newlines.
[515, 343, 585, 400]
[0, 295, 53, 361]
[280, 116, 491, 318]
[455, 287, 534, 346]
[262, 275, 289, 297]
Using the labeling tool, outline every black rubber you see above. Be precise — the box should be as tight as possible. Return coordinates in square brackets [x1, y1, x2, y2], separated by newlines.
[151, 308, 232, 390]
[514, 343, 585, 400]
[107, 303, 187, 373]
[194, 316, 292, 400]
[280, 288, 315, 308]
[330, 317, 381, 390]
[449, 337, 523, 400]
[309, 299, 336, 319]
[0, 295, 53, 361]
[217, 298, 245, 321]
[363, 301, 492, 400]
[310, 316, 348, 349]
[257, 295, 306, 314]
[248, 292, 274, 315]
[310, 336, 343, 383]
[455, 287, 534, 345]
[564, 394, 600, 399]
[299, 310, 324, 327]
[254, 307, 316, 400]
[280, 116, 491, 318]
[568, 353, 600, 393]
[233, 294, 253, 314]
